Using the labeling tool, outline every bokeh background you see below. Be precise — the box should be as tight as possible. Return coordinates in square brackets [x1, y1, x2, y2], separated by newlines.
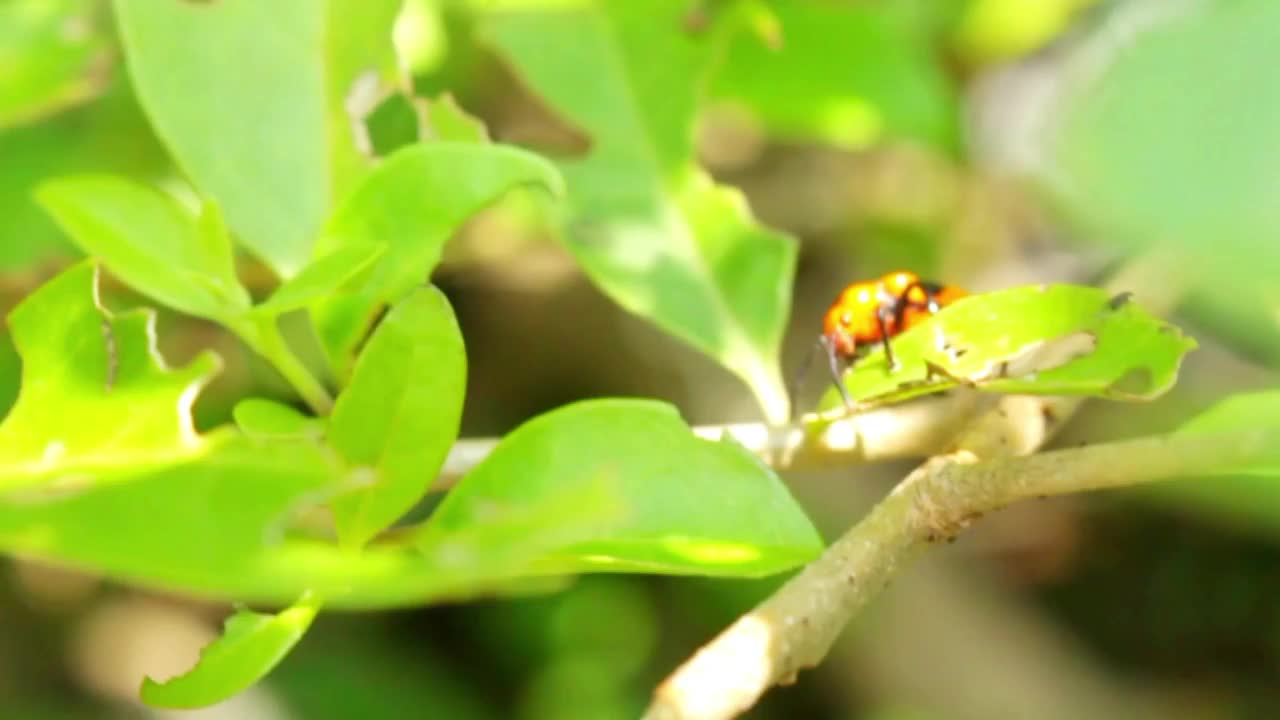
[3, 0, 1280, 718]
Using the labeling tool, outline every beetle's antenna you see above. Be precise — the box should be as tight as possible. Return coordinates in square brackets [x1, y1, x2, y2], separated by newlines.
[788, 337, 827, 421]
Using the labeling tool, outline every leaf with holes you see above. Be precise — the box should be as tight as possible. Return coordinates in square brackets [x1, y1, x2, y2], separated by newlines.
[141, 593, 321, 709]
[0, 262, 220, 496]
[0, 263, 344, 600]
[816, 285, 1196, 413]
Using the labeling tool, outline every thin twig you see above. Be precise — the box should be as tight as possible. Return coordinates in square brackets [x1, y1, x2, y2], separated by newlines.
[434, 390, 985, 490]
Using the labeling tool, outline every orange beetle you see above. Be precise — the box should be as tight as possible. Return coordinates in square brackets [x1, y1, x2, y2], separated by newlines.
[803, 271, 966, 412]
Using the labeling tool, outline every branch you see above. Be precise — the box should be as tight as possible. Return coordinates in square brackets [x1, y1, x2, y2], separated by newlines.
[643, 251, 1195, 720]
[645, 423, 1271, 720]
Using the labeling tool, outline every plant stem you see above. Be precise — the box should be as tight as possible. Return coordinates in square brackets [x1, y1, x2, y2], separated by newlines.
[645, 422, 1274, 720]
[433, 389, 984, 489]
[239, 316, 334, 416]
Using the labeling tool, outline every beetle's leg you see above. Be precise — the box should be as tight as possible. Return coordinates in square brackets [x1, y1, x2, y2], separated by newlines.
[876, 305, 899, 372]
[821, 335, 855, 410]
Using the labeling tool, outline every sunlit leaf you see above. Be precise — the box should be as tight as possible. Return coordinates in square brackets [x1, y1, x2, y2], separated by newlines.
[421, 399, 823, 576]
[484, 0, 797, 423]
[816, 285, 1196, 412]
[416, 475, 626, 597]
[233, 398, 323, 440]
[423, 94, 488, 142]
[953, 0, 1097, 63]
[0, 262, 220, 496]
[311, 142, 562, 373]
[35, 175, 251, 320]
[113, 0, 404, 276]
[0, 266, 816, 609]
[710, 3, 958, 149]
[253, 244, 386, 317]
[0, 264, 345, 599]
[328, 286, 466, 549]
[141, 592, 321, 709]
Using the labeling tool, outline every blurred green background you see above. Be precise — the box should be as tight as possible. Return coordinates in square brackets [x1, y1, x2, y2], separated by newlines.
[3, 0, 1280, 718]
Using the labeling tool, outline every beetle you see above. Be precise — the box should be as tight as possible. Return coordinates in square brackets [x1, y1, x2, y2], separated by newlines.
[796, 270, 967, 413]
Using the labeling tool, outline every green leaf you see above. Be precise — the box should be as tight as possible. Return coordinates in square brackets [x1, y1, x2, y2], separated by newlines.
[817, 285, 1197, 412]
[233, 398, 323, 440]
[484, 1, 797, 423]
[113, 0, 405, 276]
[1050, 0, 1280, 297]
[0, 268, 812, 608]
[1175, 392, 1280, 476]
[0, 0, 112, 129]
[709, 3, 958, 150]
[420, 399, 823, 577]
[0, 263, 345, 597]
[0, 432, 345, 598]
[1135, 391, 1280, 540]
[0, 262, 220, 496]
[328, 286, 466, 549]
[0, 263, 577, 607]
[423, 94, 489, 142]
[311, 142, 562, 372]
[253, 244, 387, 317]
[416, 474, 627, 596]
[0, 333, 17, 419]
[141, 592, 321, 709]
[35, 175, 251, 319]
[0, 77, 171, 270]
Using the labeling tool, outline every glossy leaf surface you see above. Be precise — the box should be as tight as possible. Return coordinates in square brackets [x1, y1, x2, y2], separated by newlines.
[484, 1, 797, 422]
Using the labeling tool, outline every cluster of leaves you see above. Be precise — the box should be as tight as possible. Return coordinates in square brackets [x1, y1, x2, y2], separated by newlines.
[2, 0, 833, 706]
[1, 0, 1272, 711]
